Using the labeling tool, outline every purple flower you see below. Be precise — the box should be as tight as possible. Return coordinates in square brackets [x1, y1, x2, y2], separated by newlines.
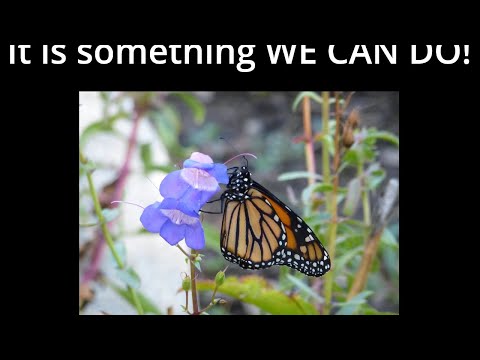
[160, 152, 228, 211]
[140, 198, 205, 250]
[140, 152, 227, 250]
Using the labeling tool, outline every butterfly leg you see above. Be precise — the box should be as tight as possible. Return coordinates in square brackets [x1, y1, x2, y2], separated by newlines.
[200, 196, 225, 214]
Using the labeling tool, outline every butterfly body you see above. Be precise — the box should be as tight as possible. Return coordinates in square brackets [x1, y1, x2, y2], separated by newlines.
[220, 166, 331, 277]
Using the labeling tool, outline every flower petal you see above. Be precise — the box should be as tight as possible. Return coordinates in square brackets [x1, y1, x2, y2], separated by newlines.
[160, 220, 186, 246]
[180, 168, 219, 192]
[160, 171, 190, 199]
[183, 159, 215, 170]
[206, 163, 229, 184]
[140, 202, 168, 233]
[190, 152, 213, 163]
[181, 187, 219, 212]
[159, 197, 198, 218]
[185, 221, 205, 250]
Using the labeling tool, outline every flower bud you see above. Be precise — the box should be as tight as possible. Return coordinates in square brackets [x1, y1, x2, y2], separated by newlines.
[182, 276, 191, 292]
[215, 270, 225, 287]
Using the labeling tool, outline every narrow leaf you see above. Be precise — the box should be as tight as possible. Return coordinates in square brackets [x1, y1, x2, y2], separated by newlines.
[109, 283, 162, 314]
[172, 93, 206, 124]
[365, 131, 399, 146]
[278, 171, 323, 182]
[102, 208, 120, 223]
[286, 274, 324, 304]
[116, 267, 141, 289]
[292, 92, 323, 111]
[343, 178, 361, 216]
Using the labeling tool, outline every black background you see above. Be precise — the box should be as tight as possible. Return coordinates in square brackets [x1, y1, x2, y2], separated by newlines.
[4, 35, 473, 338]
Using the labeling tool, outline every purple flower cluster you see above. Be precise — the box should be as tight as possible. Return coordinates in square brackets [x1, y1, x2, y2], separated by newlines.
[140, 152, 228, 250]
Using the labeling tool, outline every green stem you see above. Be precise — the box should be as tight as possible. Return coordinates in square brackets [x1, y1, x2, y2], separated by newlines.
[81, 150, 144, 315]
[322, 92, 341, 315]
[199, 285, 220, 314]
[176, 244, 190, 258]
[190, 250, 200, 315]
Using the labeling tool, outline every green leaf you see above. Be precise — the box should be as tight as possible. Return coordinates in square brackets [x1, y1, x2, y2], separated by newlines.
[194, 261, 202, 272]
[108, 241, 127, 265]
[172, 93, 206, 124]
[365, 131, 399, 147]
[109, 283, 162, 314]
[366, 164, 386, 190]
[323, 134, 335, 156]
[140, 143, 153, 170]
[292, 91, 323, 111]
[150, 105, 181, 150]
[343, 148, 360, 166]
[79, 111, 128, 148]
[278, 171, 323, 182]
[380, 228, 398, 248]
[102, 208, 120, 223]
[335, 290, 373, 315]
[80, 121, 113, 148]
[116, 267, 141, 290]
[334, 245, 364, 271]
[285, 274, 324, 304]
[303, 213, 331, 228]
[343, 178, 361, 216]
[197, 276, 319, 315]
[301, 182, 334, 206]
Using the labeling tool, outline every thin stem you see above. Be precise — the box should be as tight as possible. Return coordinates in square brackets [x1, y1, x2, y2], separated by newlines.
[199, 285, 219, 314]
[176, 244, 191, 259]
[302, 96, 316, 186]
[348, 179, 399, 299]
[81, 107, 143, 284]
[190, 250, 200, 315]
[81, 150, 144, 315]
[323, 92, 342, 315]
[321, 92, 332, 208]
[347, 227, 385, 299]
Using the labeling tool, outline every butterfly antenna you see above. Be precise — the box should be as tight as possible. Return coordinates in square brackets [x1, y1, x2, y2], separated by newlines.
[243, 154, 249, 168]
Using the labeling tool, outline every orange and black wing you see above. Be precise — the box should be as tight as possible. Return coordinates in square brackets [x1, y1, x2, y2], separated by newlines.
[251, 181, 331, 276]
[220, 190, 285, 270]
[220, 180, 331, 277]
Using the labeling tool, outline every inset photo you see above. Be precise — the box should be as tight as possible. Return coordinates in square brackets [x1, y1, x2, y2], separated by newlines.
[79, 91, 399, 315]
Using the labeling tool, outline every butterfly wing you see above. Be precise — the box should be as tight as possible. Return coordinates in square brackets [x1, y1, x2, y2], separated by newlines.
[249, 181, 331, 277]
[220, 191, 286, 270]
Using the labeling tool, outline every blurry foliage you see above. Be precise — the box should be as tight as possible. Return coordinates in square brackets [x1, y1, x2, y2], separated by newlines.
[80, 91, 399, 315]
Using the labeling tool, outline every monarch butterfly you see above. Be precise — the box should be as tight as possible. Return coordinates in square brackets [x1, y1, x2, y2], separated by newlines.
[220, 164, 331, 277]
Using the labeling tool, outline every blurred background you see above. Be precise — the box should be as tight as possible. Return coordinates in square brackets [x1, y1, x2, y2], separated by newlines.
[79, 91, 399, 315]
